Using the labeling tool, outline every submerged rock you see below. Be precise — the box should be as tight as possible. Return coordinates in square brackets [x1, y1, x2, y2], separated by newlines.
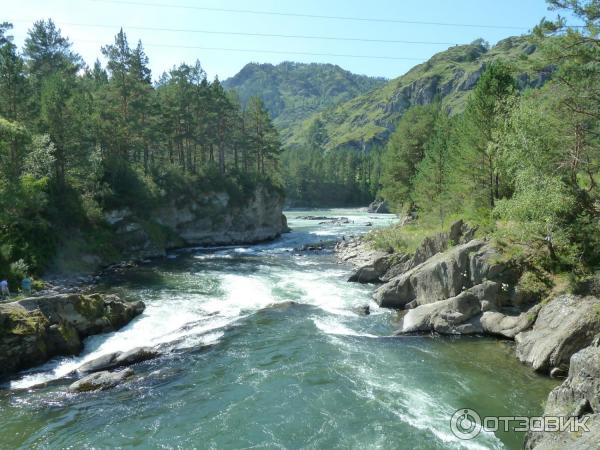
[354, 305, 371, 316]
[69, 368, 135, 393]
[0, 294, 145, 379]
[78, 347, 159, 374]
[515, 295, 600, 374]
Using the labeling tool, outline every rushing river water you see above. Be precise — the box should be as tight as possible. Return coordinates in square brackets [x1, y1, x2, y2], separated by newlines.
[1, 209, 557, 450]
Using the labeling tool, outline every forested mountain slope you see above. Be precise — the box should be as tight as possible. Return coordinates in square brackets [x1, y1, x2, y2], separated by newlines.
[223, 62, 386, 142]
[288, 36, 553, 151]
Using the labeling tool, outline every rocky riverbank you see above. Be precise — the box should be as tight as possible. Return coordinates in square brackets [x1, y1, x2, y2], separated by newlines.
[0, 293, 145, 381]
[337, 220, 600, 449]
[51, 185, 289, 275]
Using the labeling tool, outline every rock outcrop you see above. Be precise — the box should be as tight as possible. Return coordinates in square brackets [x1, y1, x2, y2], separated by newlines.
[367, 200, 390, 214]
[335, 238, 394, 284]
[104, 185, 287, 261]
[480, 304, 541, 339]
[400, 283, 489, 334]
[374, 240, 488, 308]
[515, 295, 600, 374]
[69, 368, 134, 393]
[525, 341, 600, 449]
[0, 294, 145, 379]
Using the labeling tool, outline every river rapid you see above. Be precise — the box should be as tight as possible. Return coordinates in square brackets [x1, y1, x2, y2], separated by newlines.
[0, 209, 557, 450]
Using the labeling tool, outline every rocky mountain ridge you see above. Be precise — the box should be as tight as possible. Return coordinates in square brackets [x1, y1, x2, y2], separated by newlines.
[286, 36, 554, 151]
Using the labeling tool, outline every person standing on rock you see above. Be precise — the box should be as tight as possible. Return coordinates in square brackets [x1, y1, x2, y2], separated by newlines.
[21, 275, 32, 295]
[0, 279, 9, 299]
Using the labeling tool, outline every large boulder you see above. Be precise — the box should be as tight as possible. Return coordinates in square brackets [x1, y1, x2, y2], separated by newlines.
[480, 303, 541, 339]
[78, 347, 159, 374]
[398, 281, 499, 335]
[16, 294, 145, 336]
[69, 368, 135, 393]
[525, 342, 600, 449]
[380, 220, 478, 283]
[348, 254, 393, 283]
[515, 295, 600, 374]
[399, 285, 484, 334]
[0, 294, 145, 379]
[374, 240, 486, 308]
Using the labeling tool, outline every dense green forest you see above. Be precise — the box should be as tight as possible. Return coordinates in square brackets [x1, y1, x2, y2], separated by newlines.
[281, 118, 383, 206]
[373, 0, 599, 281]
[0, 21, 282, 283]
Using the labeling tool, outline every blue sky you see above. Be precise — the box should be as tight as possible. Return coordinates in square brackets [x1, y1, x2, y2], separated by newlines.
[8, 0, 573, 81]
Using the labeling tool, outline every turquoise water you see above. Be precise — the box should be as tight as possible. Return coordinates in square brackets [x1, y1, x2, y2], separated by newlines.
[0, 209, 556, 449]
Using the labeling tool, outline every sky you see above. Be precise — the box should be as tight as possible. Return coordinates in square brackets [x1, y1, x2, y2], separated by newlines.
[7, 0, 576, 81]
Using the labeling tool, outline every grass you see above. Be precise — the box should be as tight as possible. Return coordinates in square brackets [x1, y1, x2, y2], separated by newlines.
[364, 214, 468, 254]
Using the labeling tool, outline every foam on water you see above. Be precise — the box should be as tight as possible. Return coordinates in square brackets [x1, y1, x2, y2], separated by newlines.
[312, 317, 379, 338]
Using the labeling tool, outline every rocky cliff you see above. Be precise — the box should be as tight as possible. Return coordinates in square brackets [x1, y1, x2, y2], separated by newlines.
[0, 294, 145, 379]
[105, 185, 288, 261]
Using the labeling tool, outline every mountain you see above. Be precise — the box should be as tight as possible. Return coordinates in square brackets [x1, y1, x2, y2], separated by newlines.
[222, 62, 387, 142]
[286, 36, 554, 151]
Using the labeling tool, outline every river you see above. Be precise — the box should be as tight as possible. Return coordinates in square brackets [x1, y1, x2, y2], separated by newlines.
[0, 209, 557, 449]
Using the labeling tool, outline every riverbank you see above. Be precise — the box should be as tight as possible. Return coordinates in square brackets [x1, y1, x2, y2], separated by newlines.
[337, 220, 600, 448]
[0, 293, 145, 380]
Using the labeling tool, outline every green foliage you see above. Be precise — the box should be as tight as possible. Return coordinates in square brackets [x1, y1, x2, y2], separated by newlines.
[0, 22, 284, 276]
[381, 104, 439, 209]
[375, 1, 599, 275]
[281, 144, 381, 206]
[517, 270, 553, 303]
[365, 217, 459, 254]
[413, 109, 455, 226]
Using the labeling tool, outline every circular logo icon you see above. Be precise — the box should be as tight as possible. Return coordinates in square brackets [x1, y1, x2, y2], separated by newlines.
[450, 408, 481, 440]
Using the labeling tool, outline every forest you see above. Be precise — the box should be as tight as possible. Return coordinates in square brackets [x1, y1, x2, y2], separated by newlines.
[0, 21, 282, 283]
[372, 0, 599, 284]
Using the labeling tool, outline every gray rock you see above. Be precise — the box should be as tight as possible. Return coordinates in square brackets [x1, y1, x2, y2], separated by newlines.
[374, 240, 486, 309]
[367, 200, 389, 214]
[69, 368, 134, 393]
[336, 237, 397, 285]
[78, 347, 159, 374]
[348, 255, 392, 283]
[354, 305, 371, 316]
[0, 294, 145, 379]
[480, 303, 541, 339]
[525, 343, 600, 449]
[399, 287, 483, 334]
[515, 295, 600, 374]
[397, 281, 498, 335]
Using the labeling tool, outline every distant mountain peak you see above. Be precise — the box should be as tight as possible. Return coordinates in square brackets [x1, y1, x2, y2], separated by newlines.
[223, 62, 387, 141]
